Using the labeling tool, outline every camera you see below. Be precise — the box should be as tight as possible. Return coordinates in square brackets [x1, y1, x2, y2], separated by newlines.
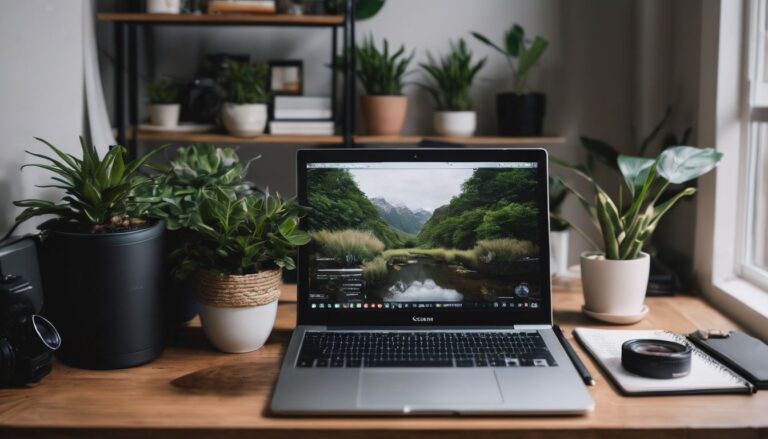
[0, 274, 61, 387]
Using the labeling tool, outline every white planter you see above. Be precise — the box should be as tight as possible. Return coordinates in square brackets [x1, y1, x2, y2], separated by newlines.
[433, 111, 477, 137]
[221, 103, 267, 137]
[550, 230, 570, 276]
[199, 301, 278, 353]
[148, 103, 180, 128]
[147, 0, 181, 14]
[580, 251, 650, 319]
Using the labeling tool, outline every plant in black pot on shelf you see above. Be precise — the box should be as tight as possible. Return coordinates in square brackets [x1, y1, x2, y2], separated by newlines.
[419, 38, 486, 137]
[134, 144, 258, 325]
[12, 137, 166, 369]
[472, 24, 549, 136]
[218, 60, 270, 138]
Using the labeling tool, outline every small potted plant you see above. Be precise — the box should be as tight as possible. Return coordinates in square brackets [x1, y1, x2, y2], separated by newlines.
[147, 79, 181, 128]
[554, 146, 722, 323]
[472, 24, 549, 136]
[147, 0, 181, 14]
[12, 137, 166, 369]
[218, 60, 270, 137]
[172, 188, 309, 353]
[135, 144, 258, 325]
[356, 35, 414, 135]
[549, 175, 570, 276]
[420, 39, 486, 137]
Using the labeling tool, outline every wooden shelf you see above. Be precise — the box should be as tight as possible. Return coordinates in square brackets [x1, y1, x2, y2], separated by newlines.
[354, 135, 567, 145]
[97, 13, 345, 26]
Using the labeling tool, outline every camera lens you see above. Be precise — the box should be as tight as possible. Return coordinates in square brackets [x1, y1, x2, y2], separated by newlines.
[32, 315, 61, 351]
[622, 339, 692, 379]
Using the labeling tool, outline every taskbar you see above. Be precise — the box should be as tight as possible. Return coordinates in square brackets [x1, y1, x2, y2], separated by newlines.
[309, 300, 540, 310]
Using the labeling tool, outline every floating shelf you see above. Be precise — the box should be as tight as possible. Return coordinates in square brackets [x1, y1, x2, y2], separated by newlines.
[97, 13, 345, 26]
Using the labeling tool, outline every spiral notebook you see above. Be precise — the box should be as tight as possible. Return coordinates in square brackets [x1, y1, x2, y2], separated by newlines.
[573, 328, 754, 395]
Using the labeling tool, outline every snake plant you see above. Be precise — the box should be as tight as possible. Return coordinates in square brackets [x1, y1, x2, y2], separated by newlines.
[419, 39, 486, 111]
[472, 23, 548, 94]
[355, 35, 414, 95]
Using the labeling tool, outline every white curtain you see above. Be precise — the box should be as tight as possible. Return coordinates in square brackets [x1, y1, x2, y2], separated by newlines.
[83, 0, 116, 152]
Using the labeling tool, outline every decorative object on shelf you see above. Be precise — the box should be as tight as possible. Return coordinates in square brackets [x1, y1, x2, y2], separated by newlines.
[553, 146, 722, 324]
[171, 188, 309, 353]
[270, 120, 334, 135]
[549, 176, 570, 276]
[218, 60, 270, 137]
[147, 78, 181, 128]
[12, 137, 167, 369]
[353, 36, 413, 135]
[420, 39, 486, 137]
[208, 0, 276, 14]
[269, 60, 303, 95]
[147, 0, 182, 14]
[472, 24, 549, 136]
[273, 96, 332, 120]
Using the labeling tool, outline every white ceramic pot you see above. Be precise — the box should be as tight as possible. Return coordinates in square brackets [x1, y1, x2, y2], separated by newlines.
[580, 251, 650, 316]
[221, 103, 268, 137]
[147, 0, 181, 14]
[148, 103, 180, 127]
[199, 301, 278, 353]
[433, 111, 476, 137]
[550, 230, 570, 276]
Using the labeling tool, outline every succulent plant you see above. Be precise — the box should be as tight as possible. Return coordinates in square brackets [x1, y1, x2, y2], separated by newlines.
[419, 39, 486, 111]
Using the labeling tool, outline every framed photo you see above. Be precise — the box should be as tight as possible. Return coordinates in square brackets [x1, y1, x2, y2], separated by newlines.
[269, 60, 303, 95]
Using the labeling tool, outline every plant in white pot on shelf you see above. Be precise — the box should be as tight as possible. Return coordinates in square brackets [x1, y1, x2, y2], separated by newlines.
[172, 188, 310, 353]
[419, 39, 486, 137]
[218, 60, 270, 138]
[146, 0, 181, 14]
[549, 176, 570, 277]
[554, 146, 722, 324]
[147, 79, 180, 128]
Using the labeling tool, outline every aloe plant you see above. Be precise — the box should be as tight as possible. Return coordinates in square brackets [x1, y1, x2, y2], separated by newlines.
[355, 35, 414, 95]
[171, 188, 310, 279]
[217, 60, 269, 104]
[472, 24, 548, 95]
[13, 137, 165, 233]
[419, 39, 486, 111]
[553, 146, 722, 260]
[147, 79, 180, 104]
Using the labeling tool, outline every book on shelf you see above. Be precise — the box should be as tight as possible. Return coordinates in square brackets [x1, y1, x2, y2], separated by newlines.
[273, 96, 332, 120]
[269, 120, 335, 135]
[208, 1, 276, 14]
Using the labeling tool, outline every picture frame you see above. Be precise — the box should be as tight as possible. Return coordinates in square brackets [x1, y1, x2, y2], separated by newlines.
[268, 60, 303, 95]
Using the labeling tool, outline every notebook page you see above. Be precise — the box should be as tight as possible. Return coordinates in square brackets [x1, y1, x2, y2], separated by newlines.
[574, 328, 750, 393]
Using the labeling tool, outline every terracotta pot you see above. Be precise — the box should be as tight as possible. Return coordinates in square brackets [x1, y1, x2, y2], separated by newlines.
[361, 95, 408, 135]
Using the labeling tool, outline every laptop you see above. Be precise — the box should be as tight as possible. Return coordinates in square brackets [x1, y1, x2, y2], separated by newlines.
[271, 148, 595, 415]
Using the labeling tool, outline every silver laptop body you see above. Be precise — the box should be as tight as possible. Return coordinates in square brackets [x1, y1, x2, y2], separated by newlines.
[271, 148, 595, 415]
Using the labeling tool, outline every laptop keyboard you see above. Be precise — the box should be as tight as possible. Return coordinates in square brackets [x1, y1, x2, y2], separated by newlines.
[296, 331, 556, 368]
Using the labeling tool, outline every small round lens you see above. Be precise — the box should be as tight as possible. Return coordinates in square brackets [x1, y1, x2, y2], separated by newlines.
[32, 315, 61, 351]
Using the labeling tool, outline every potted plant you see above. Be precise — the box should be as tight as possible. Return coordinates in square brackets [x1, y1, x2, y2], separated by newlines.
[554, 146, 722, 323]
[12, 137, 166, 368]
[172, 188, 309, 353]
[472, 24, 549, 136]
[549, 175, 570, 276]
[147, 79, 181, 128]
[420, 39, 486, 137]
[218, 60, 270, 137]
[147, 0, 181, 14]
[135, 144, 258, 325]
[356, 35, 414, 135]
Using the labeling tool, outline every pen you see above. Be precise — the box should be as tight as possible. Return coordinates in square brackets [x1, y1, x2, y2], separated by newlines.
[553, 325, 595, 386]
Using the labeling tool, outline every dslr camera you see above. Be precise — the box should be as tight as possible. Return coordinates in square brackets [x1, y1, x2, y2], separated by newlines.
[0, 274, 61, 387]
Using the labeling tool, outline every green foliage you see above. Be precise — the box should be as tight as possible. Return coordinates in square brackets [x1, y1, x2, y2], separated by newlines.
[419, 39, 486, 111]
[147, 79, 180, 104]
[549, 176, 570, 232]
[362, 255, 388, 285]
[472, 23, 549, 94]
[311, 229, 385, 265]
[553, 146, 722, 260]
[13, 137, 165, 232]
[355, 35, 414, 95]
[473, 238, 537, 275]
[172, 188, 310, 278]
[476, 203, 538, 242]
[218, 60, 269, 105]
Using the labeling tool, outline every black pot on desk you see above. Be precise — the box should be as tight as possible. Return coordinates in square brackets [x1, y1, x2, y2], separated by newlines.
[497, 92, 546, 136]
[40, 221, 165, 369]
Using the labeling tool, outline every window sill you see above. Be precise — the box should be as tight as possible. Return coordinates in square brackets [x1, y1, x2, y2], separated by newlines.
[706, 278, 768, 341]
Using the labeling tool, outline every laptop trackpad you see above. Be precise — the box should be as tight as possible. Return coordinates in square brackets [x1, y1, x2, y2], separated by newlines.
[358, 370, 503, 408]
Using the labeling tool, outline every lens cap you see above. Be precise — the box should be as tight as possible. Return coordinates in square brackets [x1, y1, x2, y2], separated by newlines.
[621, 339, 692, 379]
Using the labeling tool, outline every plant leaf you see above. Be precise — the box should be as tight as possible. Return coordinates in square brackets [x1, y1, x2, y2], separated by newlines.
[657, 146, 723, 184]
[617, 155, 655, 195]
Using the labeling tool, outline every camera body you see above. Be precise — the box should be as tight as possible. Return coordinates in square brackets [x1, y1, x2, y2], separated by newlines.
[0, 274, 60, 387]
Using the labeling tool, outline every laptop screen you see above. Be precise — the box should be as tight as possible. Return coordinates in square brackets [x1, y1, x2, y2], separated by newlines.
[300, 154, 549, 323]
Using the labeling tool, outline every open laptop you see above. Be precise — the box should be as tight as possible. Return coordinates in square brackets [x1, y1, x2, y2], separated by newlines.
[271, 148, 594, 415]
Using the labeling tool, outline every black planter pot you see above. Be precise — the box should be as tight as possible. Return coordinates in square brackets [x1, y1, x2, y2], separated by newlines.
[497, 92, 546, 136]
[41, 221, 165, 369]
[163, 230, 199, 326]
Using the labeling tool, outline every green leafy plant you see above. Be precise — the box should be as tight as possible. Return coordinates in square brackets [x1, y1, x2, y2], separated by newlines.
[147, 79, 180, 104]
[13, 137, 165, 233]
[172, 188, 310, 279]
[355, 35, 414, 95]
[472, 24, 549, 94]
[419, 39, 486, 111]
[217, 60, 269, 105]
[549, 176, 570, 232]
[553, 146, 722, 260]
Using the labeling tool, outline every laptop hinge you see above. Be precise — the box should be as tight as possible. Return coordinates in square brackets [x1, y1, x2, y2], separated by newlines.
[514, 324, 552, 330]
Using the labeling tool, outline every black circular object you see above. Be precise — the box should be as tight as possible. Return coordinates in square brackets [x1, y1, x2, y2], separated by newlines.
[621, 339, 692, 379]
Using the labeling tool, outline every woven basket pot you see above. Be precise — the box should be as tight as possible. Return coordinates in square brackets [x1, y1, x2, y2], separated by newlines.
[193, 268, 281, 353]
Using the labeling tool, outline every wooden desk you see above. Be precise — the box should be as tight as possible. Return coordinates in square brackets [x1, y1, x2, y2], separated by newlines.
[1, 284, 766, 438]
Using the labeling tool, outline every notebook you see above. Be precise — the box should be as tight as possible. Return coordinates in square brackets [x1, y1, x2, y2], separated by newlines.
[573, 328, 754, 395]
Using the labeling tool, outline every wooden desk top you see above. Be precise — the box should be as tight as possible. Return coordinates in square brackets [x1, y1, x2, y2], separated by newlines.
[1, 284, 766, 438]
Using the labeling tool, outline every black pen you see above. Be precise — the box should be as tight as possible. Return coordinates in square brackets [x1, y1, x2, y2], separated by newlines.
[553, 325, 595, 386]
